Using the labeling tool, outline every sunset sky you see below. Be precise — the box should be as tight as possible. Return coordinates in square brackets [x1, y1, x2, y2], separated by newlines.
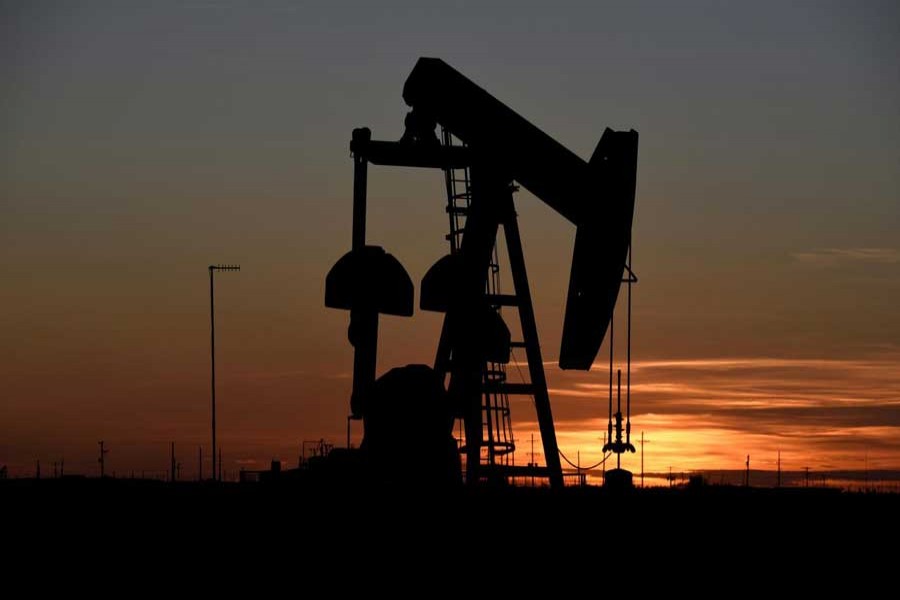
[3, 1, 899, 481]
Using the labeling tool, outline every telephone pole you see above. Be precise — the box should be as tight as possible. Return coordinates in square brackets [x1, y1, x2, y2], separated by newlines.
[528, 433, 536, 487]
[864, 452, 868, 490]
[777, 450, 781, 488]
[602, 432, 607, 478]
[209, 264, 240, 482]
[98, 441, 108, 478]
[640, 431, 649, 488]
[745, 454, 750, 487]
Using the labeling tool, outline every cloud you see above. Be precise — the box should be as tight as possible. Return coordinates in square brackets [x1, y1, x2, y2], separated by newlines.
[526, 355, 900, 472]
[791, 247, 900, 267]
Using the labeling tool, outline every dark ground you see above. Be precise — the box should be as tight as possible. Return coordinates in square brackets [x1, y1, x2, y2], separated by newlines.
[5, 477, 898, 530]
[4, 477, 897, 583]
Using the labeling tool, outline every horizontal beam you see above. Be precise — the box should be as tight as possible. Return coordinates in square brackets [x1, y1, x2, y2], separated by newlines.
[486, 293, 519, 307]
[404, 57, 589, 224]
[350, 138, 472, 169]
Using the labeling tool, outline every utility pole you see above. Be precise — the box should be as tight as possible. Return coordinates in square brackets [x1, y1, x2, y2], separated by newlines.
[805, 466, 810, 487]
[171, 442, 176, 482]
[198, 446, 203, 481]
[745, 454, 750, 487]
[602, 432, 607, 478]
[640, 431, 647, 488]
[209, 264, 240, 482]
[777, 450, 781, 488]
[98, 441, 108, 478]
[577, 450, 581, 486]
[528, 433, 536, 487]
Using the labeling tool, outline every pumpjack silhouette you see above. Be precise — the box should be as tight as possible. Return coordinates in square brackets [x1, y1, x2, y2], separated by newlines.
[327, 58, 638, 487]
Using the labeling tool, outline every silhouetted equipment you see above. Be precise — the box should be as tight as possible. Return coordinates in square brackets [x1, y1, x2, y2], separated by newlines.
[301, 439, 335, 467]
[361, 364, 459, 485]
[604, 468, 633, 490]
[603, 370, 636, 492]
[98, 441, 108, 478]
[326, 57, 638, 487]
[602, 373, 635, 490]
[209, 263, 240, 482]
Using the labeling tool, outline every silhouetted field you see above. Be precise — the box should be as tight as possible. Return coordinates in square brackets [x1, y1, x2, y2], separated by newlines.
[5, 477, 897, 578]
[5, 477, 897, 525]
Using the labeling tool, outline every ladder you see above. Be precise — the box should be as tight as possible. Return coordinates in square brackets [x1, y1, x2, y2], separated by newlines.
[441, 127, 515, 472]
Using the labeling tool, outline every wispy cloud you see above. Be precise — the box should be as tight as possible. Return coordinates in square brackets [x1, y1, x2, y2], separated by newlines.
[791, 247, 900, 267]
[525, 355, 900, 473]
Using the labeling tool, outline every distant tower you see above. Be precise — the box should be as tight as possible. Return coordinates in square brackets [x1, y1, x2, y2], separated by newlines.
[208, 263, 241, 483]
[777, 450, 781, 488]
[528, 433, 537, 487]
[98, 441, 109, 477]
[602, 432, 606, 478]
[640, 431, 648, 488]
[745, 454, 750, 487]
[864, 452, 868, 490]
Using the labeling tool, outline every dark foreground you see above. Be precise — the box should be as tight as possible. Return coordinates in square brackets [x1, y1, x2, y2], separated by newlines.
[4, 478, 898, 579]
[5, 476, 898, 525]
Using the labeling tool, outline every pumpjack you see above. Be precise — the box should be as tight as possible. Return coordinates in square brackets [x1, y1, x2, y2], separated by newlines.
[326, 58, 638, 487]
